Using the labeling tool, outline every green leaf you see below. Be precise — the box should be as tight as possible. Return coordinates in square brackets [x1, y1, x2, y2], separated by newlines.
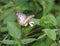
[51, 42, 57, 46]
[15, 2, 32, 12]
[0, 0, 10, 3]
[1, 40, 14, 45]
[42, 29, 57, 40]
[37, 0, 54, 13]
[40, 14, 57, 27]
[7, 22, 21, 39]
[56, 15, 60, 28]
[13, 0, 31, 12]
[59, 41, 60, 44]
[22, 26, 32, 35]
[3, 12, 16, 24]
[32, 37, 53, 46]
[45, 0, 54, 13]
[3, 2, 14, 9]
[1, 38, 37, 45]
[16, 6, 29, 12]
[21, 38, 37, 44]
[1, 27, 7, 32]
[0, 8, 14, 20]
[37, 34, 46, 40]
[30, 18, 40, 25]
[52, 5, 60, 11]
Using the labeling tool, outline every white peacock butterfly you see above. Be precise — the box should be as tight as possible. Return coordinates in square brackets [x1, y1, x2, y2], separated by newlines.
[16, 12, 35, 26]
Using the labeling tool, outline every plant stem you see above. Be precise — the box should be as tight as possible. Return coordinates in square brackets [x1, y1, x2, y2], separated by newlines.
[41, 0, 46, 16]
[14, 38, 22, 46]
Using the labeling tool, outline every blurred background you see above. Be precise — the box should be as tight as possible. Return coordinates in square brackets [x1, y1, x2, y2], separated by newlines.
[0, 0, 60, 46]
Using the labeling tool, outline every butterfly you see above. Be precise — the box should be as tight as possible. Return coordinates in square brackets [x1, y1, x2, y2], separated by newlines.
[16, 12, 35, 27]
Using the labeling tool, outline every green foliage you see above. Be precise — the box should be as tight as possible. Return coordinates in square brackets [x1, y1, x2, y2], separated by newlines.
[40, 14, 57, 27]
[21, 38, 37, 44]
[56, 14, 60, 28]
[42, 29, 57, 40]
[32, 37, 53, 46]
[1, 40, 14, 45]
[0, 0, 60, 46]
[7, 22, 21, 39]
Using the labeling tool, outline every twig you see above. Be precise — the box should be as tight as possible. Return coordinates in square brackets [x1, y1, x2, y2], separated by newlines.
[28, 33, 40, 38]
[25, 27, 42, 36]
[3, 35, 8, 41]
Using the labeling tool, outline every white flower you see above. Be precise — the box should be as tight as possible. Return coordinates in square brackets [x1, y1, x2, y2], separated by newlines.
[29, 21, 34, 27]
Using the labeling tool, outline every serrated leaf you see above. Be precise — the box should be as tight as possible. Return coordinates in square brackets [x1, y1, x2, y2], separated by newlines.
[1, 40, 14, 45]
[32, 37, 53, 46]
[1, 38, 37, 45]
[42, 29, 57, 40]
[7, 22, 21, 39]
[21, 38, 37, 44]
[40, 14, 57, 27]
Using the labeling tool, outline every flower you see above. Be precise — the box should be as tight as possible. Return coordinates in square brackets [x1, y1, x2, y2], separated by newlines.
[29, 21, 34, 27]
